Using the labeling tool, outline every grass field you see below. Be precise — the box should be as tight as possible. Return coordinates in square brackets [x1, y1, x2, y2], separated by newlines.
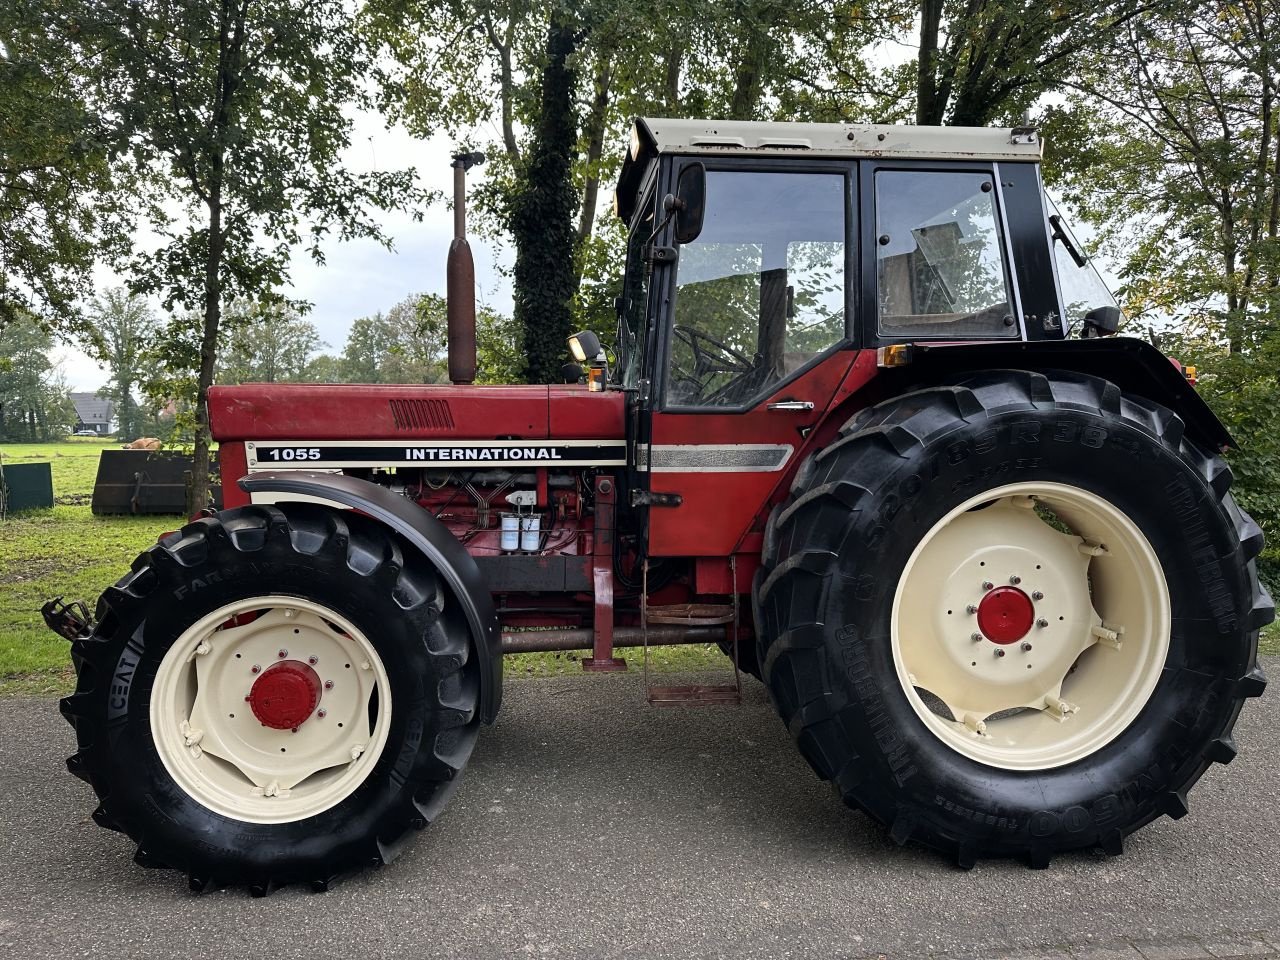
[1, 441, 1275, 696]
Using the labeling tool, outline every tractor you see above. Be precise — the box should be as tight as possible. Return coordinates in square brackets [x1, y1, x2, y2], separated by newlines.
[47, 118, 1271, 893]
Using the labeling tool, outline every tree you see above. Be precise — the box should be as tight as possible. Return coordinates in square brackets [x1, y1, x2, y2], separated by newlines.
[1043, 0, 1280, 577]
[218, 301, 325, 384]
[50, 0, 431, 509]
[341, 294, 449, 384]
[0, 312, 74, 441]
[907, 0, 1170, 126]
[86, 287, 156, 440]
[0, 7, 133, 331]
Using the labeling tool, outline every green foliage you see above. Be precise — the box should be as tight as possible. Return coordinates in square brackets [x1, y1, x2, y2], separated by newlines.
[342, 293, 449, 384]
[217, 301, 326, 385]
[0, 313, 74, 441]
[0, 5, 134, 330]
[84, 288, 156, 439]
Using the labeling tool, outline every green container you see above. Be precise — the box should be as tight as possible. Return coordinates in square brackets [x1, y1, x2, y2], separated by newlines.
[0, 461, 54, 514]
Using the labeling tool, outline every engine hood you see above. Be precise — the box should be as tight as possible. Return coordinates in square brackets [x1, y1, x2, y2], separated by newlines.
[208, 383, 625, 442]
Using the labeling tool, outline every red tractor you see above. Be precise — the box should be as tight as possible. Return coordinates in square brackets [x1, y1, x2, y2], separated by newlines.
[49, 119, 1270, 893]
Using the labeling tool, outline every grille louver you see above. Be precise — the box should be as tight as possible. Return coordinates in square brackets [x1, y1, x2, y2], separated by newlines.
[389, 398, 454, 431]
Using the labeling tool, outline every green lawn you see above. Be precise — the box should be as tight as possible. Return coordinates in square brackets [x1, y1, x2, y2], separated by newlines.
[1, 441, 1274, 696]
[1, 438, 118, 503]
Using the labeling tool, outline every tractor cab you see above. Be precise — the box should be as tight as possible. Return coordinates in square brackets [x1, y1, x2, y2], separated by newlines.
[610, 118, 1122, 558]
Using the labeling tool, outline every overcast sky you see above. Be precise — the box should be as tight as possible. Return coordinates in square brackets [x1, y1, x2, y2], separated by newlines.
[55, 112, 516, 392]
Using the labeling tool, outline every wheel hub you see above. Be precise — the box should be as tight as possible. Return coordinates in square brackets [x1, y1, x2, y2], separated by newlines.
[977, 586, 1035, 644]
[248, 660, 322, 730]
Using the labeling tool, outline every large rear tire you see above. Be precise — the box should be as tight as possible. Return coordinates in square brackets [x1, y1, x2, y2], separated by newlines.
[61, 502, 480, 893]
[757, 370, 1271, 867]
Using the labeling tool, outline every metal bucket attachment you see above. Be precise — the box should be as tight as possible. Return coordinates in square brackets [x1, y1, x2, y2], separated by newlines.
[91, 450, 222, 515]
[0, 461, 54, 514]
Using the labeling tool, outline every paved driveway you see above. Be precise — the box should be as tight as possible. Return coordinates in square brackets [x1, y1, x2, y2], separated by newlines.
[0, 659, 1276, 960]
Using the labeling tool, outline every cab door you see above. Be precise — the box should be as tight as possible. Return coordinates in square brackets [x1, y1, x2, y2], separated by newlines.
[644, 160, 858, 557]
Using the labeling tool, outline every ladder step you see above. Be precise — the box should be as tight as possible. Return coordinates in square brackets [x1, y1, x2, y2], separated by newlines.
[647, 684, 741, 706]
[644, 603, 735, 626]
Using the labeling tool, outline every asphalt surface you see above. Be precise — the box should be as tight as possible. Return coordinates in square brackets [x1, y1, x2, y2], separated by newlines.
[0, 660, 1276, 960]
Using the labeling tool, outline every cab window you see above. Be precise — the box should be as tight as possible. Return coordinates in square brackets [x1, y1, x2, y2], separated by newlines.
[666, 169, 847, 408]
[875, 170, 1015, 337]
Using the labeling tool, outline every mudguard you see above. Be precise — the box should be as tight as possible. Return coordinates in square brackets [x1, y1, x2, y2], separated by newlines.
[900, 338, 1233, 451]
[239, 471, 503, 723]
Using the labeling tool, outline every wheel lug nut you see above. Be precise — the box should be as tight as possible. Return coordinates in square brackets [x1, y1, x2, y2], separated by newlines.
[994, 649, 1006, 658]
[982, 581, 994, 591]
[1037, 618, 1049, 628]
[971, 632, 983, 642]
[317, 709, 327, 719]
[1032, 591, 1044, 601]
[1010, 575, 1021, 585]
[324, 680, 334, 690]
[308, 655, 318, 665]
[1021, 641, 1033, 652]
[277, 649, 288, 659]
[250, 664, 261, 674]
[966, 604, 978, 614]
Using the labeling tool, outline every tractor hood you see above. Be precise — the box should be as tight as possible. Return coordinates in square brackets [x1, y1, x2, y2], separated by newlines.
[207, 383, 625, 441]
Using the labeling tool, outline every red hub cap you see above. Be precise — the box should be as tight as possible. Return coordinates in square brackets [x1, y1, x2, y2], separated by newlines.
[977, 586, 1035, 644]
[248, 660, 323, 729]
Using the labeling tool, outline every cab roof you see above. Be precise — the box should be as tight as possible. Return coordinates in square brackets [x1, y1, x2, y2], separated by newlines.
[615, 117, 1042, 221]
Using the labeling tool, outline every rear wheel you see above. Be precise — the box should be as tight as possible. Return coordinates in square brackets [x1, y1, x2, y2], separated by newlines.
[757, 370, 1271, 866]
[61, 502, 480, 893]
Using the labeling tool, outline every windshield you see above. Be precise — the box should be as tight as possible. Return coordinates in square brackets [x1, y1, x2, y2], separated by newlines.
[1046, 196, 1122, 330]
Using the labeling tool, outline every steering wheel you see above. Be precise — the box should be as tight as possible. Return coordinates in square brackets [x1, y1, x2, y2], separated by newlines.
[673, 325, 754, 377]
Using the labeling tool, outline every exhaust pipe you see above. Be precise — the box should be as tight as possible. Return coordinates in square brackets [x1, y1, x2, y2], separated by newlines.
[446, 151, 485, 385]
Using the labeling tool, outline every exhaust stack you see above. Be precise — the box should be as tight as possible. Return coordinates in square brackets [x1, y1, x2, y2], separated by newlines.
[446, 151, 485, 385]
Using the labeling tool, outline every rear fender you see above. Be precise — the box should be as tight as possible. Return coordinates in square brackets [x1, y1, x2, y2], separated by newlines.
[891, 338, 1233, 451]
[239, 471, 503, 723]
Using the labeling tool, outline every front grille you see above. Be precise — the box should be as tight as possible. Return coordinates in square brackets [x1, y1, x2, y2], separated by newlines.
[389, 398, 454, 431]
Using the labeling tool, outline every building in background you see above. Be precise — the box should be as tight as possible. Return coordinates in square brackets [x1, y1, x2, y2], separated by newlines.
[70, 394, 115, 435]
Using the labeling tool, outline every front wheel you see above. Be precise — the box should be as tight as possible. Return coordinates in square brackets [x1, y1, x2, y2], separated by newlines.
[757, 370, 1270, 867]
[60, 502, 480, 893]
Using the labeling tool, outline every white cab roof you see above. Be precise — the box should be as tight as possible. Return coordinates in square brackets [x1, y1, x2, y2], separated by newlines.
[635, 117, 1042, 162]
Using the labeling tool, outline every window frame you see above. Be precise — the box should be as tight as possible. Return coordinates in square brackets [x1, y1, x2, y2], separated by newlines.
[614, 172, 659, 391]
[861, 159, 1024, 345]
[656, 156, 859, 414]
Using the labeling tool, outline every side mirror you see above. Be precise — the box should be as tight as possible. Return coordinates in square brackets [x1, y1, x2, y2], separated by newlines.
[1080, 305, 1121, 338]
[672, 162, 706, 245]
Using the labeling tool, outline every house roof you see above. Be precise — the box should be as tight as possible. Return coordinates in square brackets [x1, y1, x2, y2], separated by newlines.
[70, 393, 114, 424]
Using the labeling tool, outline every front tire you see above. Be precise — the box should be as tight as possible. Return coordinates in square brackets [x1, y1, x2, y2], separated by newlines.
[757, 370, 1271, 867]
[61, 502, 480, 893]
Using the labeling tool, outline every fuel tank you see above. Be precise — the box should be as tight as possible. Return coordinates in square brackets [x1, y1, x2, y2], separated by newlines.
[207, 383, 625, 441]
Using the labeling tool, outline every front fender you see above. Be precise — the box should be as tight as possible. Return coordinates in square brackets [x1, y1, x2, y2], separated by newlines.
[239, 471, 503, 723]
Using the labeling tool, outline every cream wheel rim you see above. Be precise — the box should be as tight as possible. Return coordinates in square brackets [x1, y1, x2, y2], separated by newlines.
[151, 596, 392, 824]
[891, 481, 1170, 770]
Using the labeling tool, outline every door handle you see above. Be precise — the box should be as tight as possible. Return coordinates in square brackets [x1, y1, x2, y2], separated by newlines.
[767, 400, 815, 411]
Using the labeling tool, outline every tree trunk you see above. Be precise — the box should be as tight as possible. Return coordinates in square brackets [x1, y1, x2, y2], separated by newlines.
[191, 180, 223, 513]
[916, 0, 944, 124]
